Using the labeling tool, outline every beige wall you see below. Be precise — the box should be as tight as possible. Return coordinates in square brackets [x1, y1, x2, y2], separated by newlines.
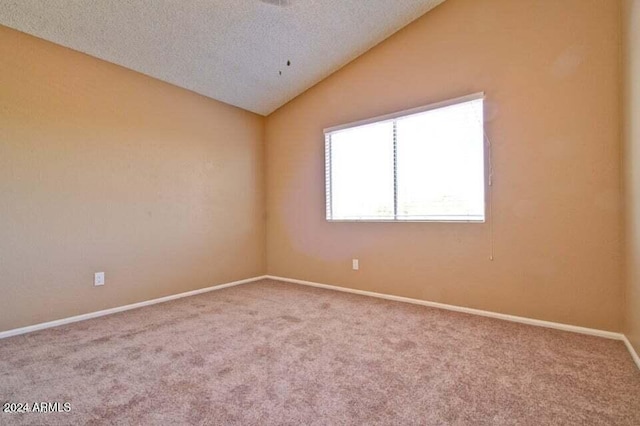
[0, 26, 266, 331]
[1, 0, 629, 336]
[623, 0, 640, 353]
[266, 0, 623, 331]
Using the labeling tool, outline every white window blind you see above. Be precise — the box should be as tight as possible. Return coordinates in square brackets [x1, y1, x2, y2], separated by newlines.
[325, 93, 485, 222]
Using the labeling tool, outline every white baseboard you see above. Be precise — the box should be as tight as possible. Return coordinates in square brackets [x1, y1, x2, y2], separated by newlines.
[267, 275, 640, 370]
[266, 275, 640, 371]
[0, 275, 267, 340]
[2, 273, 638, 371]
[266, 275, 623, 340]
[622, 335, 640, 370]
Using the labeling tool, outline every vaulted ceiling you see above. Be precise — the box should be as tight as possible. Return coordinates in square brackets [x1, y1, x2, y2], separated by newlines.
[0, 0, 445, 115]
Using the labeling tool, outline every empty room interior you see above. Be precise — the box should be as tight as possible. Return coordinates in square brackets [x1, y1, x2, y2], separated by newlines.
[1, 0, 640, 424]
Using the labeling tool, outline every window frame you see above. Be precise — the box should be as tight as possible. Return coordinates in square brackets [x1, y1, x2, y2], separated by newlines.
[324, 92, 487, 223]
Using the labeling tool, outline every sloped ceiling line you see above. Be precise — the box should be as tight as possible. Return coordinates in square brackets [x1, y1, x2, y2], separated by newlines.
[0, 0, 445, 115]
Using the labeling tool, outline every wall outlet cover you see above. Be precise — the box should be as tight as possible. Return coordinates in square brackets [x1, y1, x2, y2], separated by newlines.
[94, 272, 105, 286]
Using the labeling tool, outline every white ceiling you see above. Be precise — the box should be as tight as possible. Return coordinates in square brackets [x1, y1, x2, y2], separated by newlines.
[0, 0, 445, 115]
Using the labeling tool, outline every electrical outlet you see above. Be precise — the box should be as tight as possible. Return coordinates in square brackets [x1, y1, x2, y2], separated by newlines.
[352, 259, 359, 270]
[94, 272, 105, 286]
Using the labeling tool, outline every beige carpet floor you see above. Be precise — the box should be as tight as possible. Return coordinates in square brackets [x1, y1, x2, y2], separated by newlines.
[0, 279, 639, 425]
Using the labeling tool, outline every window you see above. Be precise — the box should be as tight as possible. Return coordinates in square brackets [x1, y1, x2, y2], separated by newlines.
[325, 93, 485, 222]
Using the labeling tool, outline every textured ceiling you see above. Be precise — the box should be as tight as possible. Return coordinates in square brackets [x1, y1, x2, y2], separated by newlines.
[0, 0, 445, 115]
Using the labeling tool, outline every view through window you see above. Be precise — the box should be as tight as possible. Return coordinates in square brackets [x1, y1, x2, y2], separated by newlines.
[325, 95, 485, 222]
